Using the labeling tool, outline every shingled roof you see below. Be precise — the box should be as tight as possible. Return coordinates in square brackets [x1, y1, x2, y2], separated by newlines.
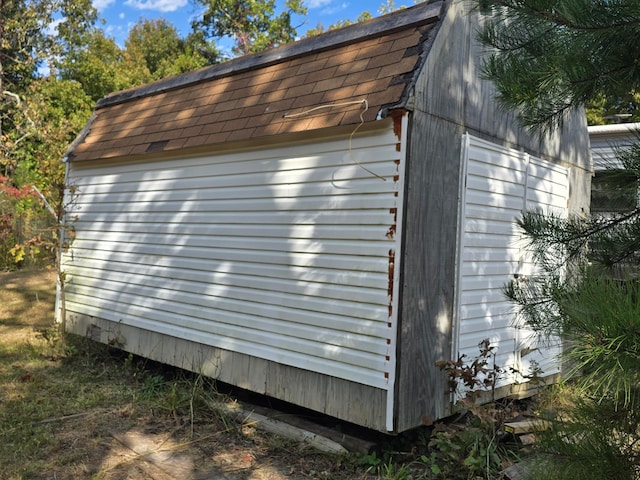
[67, 1, 444, 162]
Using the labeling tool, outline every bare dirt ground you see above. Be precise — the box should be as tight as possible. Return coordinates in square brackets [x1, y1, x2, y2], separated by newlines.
[42, 412, 367, 480]
[0, 269, 381, 480]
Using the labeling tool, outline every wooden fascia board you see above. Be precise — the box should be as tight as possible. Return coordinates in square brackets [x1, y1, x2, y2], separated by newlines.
[378, 1, 449, 118]
[63, 111, 96, 162]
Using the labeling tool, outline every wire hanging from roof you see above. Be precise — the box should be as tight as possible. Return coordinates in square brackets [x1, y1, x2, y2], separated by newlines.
[283, 99, 386, 181]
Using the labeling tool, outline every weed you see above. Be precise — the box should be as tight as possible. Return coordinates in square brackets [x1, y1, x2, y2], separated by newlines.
[421, 339, 524, 479]
[357, 450, 384, 469]
[436, 339, 503, 404]
[34, 325, 80, 358]
[123, 351, 134, 370]
[356, 451, 418, 480]
[141, 373, 166, 398]
[379, 458, 413, 480]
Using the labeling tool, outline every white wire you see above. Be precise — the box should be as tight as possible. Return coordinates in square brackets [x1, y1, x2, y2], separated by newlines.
[282, 99, 368, 118]
[283, 99, 386, 181]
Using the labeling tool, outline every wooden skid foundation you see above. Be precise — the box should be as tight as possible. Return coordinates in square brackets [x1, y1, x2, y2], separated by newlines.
[67, 312, 389, 432]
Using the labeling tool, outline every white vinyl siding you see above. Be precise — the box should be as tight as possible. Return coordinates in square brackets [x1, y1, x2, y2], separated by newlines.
[456, 134, 567, 388]
[589, 123, 640, 169]
[62, 127, 404, 391]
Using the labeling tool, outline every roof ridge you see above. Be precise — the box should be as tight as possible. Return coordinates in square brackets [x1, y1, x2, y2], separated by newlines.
[96, 0, 445, 110]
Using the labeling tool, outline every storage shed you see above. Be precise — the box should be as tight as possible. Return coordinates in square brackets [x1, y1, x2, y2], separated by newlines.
[60, 0, 591, 433]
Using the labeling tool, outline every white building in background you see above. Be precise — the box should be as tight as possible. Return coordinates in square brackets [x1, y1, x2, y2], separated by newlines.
[589, 123, 640, 214]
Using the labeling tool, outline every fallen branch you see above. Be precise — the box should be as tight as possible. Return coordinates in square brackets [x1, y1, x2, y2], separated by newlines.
[35, 409, 109, 425]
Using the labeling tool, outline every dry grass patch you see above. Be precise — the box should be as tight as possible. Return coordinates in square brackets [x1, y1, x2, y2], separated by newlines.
[0, 268, 56, 344]
[0, 269, 378, 480]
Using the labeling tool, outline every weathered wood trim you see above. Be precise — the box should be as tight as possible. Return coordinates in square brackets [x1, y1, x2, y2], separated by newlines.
[461, 9, 590, 170]
[394, 0, 468, 433]
[67, 312, 389, 431]
[380, 1, 450, 117]
[396, 118, 464, 431]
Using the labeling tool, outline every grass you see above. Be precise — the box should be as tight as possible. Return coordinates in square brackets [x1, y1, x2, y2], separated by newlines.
[1, 268, 535, 480]
[0, 268, 384, 480]
[0, 269, 142, 477]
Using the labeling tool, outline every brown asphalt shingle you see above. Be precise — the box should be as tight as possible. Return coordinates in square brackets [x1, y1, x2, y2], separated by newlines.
[67, 1, 443, 162]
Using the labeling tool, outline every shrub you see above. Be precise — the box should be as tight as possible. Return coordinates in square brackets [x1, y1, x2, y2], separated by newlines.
[0, 176, 57, 269]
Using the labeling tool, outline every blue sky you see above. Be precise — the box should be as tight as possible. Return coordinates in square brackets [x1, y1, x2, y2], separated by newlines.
[92, 0, 400, 49]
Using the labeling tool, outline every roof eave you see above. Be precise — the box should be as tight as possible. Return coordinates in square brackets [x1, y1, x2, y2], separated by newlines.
[587, 122, 640, 136]
[377, 0, 448, 117]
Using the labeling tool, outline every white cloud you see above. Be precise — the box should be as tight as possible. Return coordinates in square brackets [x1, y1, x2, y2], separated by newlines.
[103, 24, 122, 36]
[123, 0, 188, 12]
[44, 17, 63, 36]
[93, 0, 116, 10]
[306, 0, 333, 7]
[119, 12, 125, 19]
[321, 2, 349, 15]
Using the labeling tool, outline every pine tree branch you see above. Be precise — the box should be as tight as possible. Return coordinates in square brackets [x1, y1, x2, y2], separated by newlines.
[577, 209, 640, 243]
[531, 8, 640, 32]
[569, 63, 640, 88]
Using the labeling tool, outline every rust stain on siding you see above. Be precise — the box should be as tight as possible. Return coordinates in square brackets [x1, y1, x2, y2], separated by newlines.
[386, 225, 396, 239]
[388, 248, 395, 318]
[390, 109, 405, 141]
[385, 114, 402, 381]
[386, 207, 398, 239]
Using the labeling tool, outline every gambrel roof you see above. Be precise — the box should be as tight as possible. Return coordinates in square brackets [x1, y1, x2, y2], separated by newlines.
[67, 1, 444, 162]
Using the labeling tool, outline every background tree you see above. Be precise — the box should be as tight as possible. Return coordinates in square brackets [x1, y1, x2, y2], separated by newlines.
[125, 19, 217, 81]
[303, 1, 428, 38]
[59, 29, 150, 101]
[1, 0, 96, 173]
[19, 79, 93, 195]
[476, 1, 640, 478]
[303, 12, 373, 37]
[478, 0, 640, 133]
[126, 19, 183, 77]
[192, 0, 307, 56]
[0, 0, 96, 268]
[59, 20, 219, 103]
[586, 91, 640, 125]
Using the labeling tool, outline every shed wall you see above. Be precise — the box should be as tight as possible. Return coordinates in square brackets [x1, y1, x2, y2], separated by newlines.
[395, 0, 590, 431]
[62, 122, 404, 430]
[455, 135, 566, 390]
